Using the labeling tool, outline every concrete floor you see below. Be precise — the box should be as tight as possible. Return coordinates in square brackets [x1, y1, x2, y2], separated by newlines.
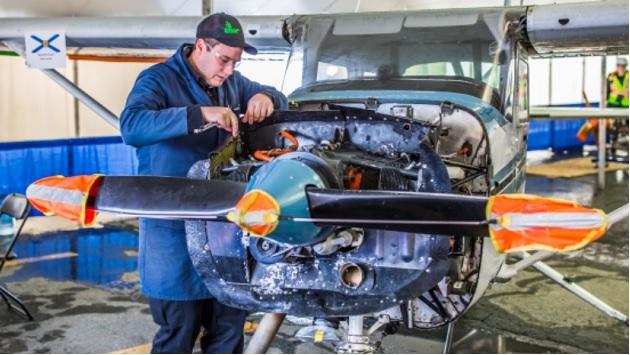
[0, 171, 627, 353]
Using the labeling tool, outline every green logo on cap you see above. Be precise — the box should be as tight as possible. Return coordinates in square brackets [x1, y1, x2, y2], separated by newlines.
[224, 21, 240, 35]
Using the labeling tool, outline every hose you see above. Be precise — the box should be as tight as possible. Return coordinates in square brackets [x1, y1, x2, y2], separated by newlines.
[253, 130, 299, 161]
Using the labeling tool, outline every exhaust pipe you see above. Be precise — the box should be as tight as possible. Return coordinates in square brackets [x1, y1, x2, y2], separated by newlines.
[339, 263, 364, 289]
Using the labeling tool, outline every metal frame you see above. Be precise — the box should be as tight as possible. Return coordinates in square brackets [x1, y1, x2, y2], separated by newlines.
[0, 285, 34, 321]
[496, 204, 629, 325]
[529, 107, 629, 119]
[498, 250, 628, 325]
[522, 251, 627, 324]
[40, 68, 120, 129]
[0, 194, 34, 321]
[598, 56, 608, 189]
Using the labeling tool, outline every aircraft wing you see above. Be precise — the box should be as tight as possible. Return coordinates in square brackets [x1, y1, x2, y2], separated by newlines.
[525, 0, 628, 56]
[0, 15, 290, 56]
[0, 1, 627, 58]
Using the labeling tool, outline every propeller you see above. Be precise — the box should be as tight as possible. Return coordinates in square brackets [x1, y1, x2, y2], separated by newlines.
[26, 162, 617, 253]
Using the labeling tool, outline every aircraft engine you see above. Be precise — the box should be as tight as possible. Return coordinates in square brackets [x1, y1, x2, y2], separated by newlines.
[185, 109, 455, 317]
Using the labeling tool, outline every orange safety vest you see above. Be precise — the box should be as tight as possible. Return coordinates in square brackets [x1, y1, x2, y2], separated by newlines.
[26, 175, 103, 225]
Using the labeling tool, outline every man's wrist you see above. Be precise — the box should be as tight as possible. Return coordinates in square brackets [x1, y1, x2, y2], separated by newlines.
[259, 91, 276, 107]
[187, 105, 205, 134]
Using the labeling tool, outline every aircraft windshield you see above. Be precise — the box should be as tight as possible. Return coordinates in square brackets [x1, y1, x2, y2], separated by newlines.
[283, 13, 510, 100]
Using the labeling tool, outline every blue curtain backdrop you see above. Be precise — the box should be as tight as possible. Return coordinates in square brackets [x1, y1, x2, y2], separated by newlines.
[0, 136, 137, 215]
[527, 103, 598, 151]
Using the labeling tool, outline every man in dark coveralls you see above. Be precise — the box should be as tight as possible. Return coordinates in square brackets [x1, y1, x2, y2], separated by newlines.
[120, 13, 288, 354]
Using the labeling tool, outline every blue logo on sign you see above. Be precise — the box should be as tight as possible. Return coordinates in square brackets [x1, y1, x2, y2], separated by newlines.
[31, 34, 60, 53]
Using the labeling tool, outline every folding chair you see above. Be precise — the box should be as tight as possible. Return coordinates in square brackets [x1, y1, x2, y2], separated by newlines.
[0, 193, 33, 321]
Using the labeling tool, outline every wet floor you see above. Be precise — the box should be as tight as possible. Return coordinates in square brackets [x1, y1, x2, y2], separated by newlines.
[7, 228, 139, 289]
[0, 171, 627, 353]
[455, 169, 629, 354]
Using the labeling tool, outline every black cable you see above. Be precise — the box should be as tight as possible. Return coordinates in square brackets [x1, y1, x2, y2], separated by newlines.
[429, 289, 450, 319]
[418, 294, 446, 319]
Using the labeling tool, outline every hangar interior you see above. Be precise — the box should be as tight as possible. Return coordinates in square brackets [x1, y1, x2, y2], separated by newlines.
[0, 0, 628, 354]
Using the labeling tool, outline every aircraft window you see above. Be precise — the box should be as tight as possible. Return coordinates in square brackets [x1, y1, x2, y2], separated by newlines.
[402, 61, 499, 90]
[238, 51, 290, 89]
[302, 36, 503, 91]
[287, 17, 511, 103]
[403, 62, 473, 78]
[503, 60, 515, 121]
[403, 62, 451, 76]
[281, 52, 304, 95]
[317, 62, 348, 81]
[482, 62, 500, 89]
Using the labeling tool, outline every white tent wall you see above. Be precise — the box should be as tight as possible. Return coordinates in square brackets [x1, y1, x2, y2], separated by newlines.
[0, 56, 74, 141]
[0, 0, 201, 141]
[0, 56, 153, 141]
[75, 61, 152, 137]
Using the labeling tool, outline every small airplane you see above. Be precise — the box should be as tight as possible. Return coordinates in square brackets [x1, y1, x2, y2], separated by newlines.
[1, 1, 629, 353]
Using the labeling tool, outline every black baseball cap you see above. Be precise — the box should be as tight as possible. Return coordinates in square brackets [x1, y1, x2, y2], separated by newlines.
[196, 13, 257, 55]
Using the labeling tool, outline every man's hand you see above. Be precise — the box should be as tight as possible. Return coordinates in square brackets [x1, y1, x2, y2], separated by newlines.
[200, 106, 239, 137]
[243, 93, 274, 125]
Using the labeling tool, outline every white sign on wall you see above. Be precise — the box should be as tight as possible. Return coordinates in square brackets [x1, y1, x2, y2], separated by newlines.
[24, 32, 67, 69]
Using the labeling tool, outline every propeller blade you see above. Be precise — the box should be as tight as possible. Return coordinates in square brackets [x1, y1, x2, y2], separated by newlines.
[487, 194, 608, 253]
[26, 175, 245, 224]
[95, 176, 246, 219]
[303, 188, 609, 253]
[305, 188, 490, 236]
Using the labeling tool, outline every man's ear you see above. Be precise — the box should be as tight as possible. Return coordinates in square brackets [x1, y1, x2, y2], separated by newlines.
[194, 38, 205, 52]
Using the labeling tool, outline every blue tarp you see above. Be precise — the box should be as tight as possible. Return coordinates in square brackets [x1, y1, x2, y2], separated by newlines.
[527, 103, 598, 151]
[0, 136, 137, 215]
[528, 119, 596, 151]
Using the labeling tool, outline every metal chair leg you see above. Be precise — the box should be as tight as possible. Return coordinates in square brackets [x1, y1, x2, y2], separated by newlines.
[0, 288, 9, 309]
[0, 285, 34, 321]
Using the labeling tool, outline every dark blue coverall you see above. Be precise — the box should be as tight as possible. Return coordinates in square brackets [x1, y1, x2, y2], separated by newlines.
[120, 43, 288, 353]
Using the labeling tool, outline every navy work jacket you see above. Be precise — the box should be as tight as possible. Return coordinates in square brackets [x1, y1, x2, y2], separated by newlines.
[120, 44, 287, 300]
